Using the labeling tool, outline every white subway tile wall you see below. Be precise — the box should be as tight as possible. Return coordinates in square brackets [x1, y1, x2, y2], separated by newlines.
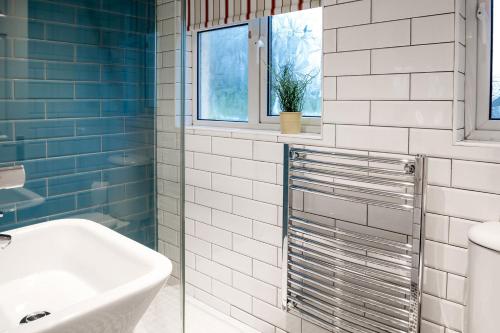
[157, 0, 500, 332]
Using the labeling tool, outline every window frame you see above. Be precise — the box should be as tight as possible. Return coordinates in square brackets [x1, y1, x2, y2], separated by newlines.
[192, 10, 322, 130]
[465, 0, 500, 141]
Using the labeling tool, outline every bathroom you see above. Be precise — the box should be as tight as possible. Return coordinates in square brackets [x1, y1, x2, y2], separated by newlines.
[0, 0, 499, 332]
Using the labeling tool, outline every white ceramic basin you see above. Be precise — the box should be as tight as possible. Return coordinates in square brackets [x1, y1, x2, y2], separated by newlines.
[0, 219, 172, 333]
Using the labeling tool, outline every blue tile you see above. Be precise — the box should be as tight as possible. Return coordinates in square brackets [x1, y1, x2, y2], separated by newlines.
[124, 17, 153, 34]
[47, 101, 100, 119]
[15, 120, 75, 140]
[0, 17, 44, 39]
[0, 101, 45, 120]
[24, 179, 48, 197]
[27, 1, 75, 23]
[76, 45, 123, 64]
[47, 63, 99, 81]
[15, 40, 74, 61]
[17, 194, 76, 221]
[0, 81, 12, 99]
[15, 81, 74, 99]
[0, 59, 45, 79]
[102, 0, 146, 17]
[0, 141, 46, 163]
[76, 118, 124, 136]
[47, 24, 100, 45]
[125, 117, 154, 132]
[126, 179, 153, 197]
[75, 83, 138, 99]
[102, 31, 144, 49]
[47, 137, 101, 157]
[23, 157, 75, 180]
[76, 9, 125, 30]
[76, 152, 124, 172]
[61, 0, 100, 8]
[102, 65, 141, 82]
[0, 209, 16, 229]
[102, 166, 148, 186]
[48, 171, 101, 196]
[0, 123, 14, 141]
[0, 38, 11, 57]
[102, 100, 141, 117]
[104, 196, 148, 219]
[102, 132, 153, 151]
[77, 185, 126, 209]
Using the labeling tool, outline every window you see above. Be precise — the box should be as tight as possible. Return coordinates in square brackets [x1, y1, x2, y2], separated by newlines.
[194, 8, 322, 128]
[466, 0, 500, 140]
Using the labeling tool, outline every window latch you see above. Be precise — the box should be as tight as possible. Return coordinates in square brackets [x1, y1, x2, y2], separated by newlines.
[255, 37, 265, 65]
[477, 2, 489, 45]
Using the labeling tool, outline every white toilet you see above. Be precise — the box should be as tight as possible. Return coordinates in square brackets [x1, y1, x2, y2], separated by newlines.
[467, 222, 500, 332]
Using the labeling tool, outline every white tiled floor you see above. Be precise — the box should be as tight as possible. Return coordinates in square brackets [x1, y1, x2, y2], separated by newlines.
[135, 286, 260, 333]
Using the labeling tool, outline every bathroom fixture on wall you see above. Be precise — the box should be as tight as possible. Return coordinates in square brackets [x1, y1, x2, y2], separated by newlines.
[0, 219, 172, 333]
[0, 166, 25, 190]
[281, 145, 426, 333]
[0, 234, 11, 249]
[467, 222, 500, 332]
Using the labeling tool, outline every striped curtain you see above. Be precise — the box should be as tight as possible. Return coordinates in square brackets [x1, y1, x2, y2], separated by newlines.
[187, 0, 321, 31]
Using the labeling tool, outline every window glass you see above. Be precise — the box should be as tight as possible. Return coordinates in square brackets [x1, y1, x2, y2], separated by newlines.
[198, 25, 249, 121]
[492, 1, 500, 119]
[269, 8, 322, 117]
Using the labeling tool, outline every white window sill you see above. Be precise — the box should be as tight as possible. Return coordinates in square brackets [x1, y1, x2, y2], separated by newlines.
[186, 125, 327, 144]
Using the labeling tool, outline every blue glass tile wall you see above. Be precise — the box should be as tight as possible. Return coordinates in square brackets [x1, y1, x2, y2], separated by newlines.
[0, 0, 156, 248]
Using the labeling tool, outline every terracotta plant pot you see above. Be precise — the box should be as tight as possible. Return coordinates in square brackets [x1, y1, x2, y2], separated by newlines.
[280, 112, 301, 134]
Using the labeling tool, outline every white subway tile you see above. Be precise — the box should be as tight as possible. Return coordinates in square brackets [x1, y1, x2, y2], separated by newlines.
[253, 181, 282, 205]
[323, 77, 337, 100]
[186, 134, 211, 153]
[212, 209, 253, 236]
[425, 213, 449, 243]
[427, 158, 452, 187]
[423, 267, 447, 298]
[323, 0, 371, 29]
[186, 235, 211, 258]
[252, 298, 302, 333]
[233, 271, 277, 305]
[233, 197, 278, 225]
[195, 188, 232, 212]
[232, 158, 277, 183]
[194, 288, 231, 315]
[324, 50, 370, 76]
[253, 260, 282, 288]
[420, 320, 445, 333]
[336, 125, 409, 154]
[372, 43, 454, 74]
[411, 73, 454, 100]
[449, 217, 478, 248]
[372, 0, 454, 22]
[371, 101, 452, 129]
[411, 14, 455, 44]
[447, 274, 466, 305]
[421, 294, 464, 332]
[194, 152, 231, 174]
[186, 267, 211, 292]
[337, 20, 410, 51]
[337, 75, 410, 100]
[427, 185, 500, 222]
[212, 280, 252, 312]
[212, 245, 252, 275]
[323, 29, 337, 53]
[185, 168, 211, 189]
[230, 307, 275, 333]
[195, 255, 232, 285]
[452, 160, 500, 195]
[323, 101, 370, 125]
[195, 221, 232, 249]
[253, 141, 284, 163]
[212, 137, 253, 159]
[253, 221, 282, 247]
[233, 234, 278, 265]
[185, 202, 212, 224]
[424, 240, 468, 276]
[213, 173, 253, 198]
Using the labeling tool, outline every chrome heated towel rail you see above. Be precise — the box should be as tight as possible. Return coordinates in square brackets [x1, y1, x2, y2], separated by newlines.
[281, 145, 426, 333]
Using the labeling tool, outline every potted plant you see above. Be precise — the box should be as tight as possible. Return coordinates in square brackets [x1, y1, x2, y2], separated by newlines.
[272, 61, 316, 134]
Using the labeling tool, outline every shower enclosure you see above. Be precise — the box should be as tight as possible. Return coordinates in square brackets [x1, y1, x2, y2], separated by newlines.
[0, 0, 185, 331]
